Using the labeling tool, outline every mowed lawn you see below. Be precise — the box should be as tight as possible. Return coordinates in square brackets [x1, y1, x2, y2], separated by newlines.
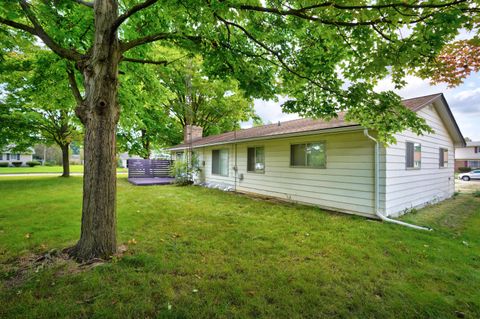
[0, 165, 127, 174]
[0, 177, 479, 318]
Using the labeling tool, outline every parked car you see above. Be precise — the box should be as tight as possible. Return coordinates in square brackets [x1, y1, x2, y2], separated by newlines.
[458, 170, 480, 181]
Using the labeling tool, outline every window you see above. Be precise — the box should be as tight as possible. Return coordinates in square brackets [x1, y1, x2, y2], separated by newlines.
[439, 148, 448, 168]
[290, 142, 326, 168]
[15, 154, 20, 160]
[247, 147, 265, 173]
[475, 147, 479, 154]
[467, 160, 480, 169]
[6, 153, 10, 161]
[406, 142, 421, 169]
[212, 149, 229, 176]
[0, 154, 2, 160]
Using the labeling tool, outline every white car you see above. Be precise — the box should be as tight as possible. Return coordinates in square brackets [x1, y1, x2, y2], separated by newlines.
[459, 169, 480, 181]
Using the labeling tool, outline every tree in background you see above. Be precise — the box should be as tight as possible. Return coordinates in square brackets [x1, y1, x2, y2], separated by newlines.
[158, 52, 257, 137]
[1, 0, 476, 261]
[117, 58, 182, 158]
[418, 39, 480, 87]
[117, 49, 258, 158]
[0, 49, 82, 177]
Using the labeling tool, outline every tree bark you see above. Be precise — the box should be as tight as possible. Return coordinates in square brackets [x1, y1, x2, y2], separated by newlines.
[67, 1, 121, 261]
[60, 143, 70, 177]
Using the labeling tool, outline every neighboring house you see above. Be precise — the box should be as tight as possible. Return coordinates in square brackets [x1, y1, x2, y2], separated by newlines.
[169, 93, 465, 218]
[118, 152, 142, 168]
[0, 147, 35, 166]
[455, 141, 480, 171]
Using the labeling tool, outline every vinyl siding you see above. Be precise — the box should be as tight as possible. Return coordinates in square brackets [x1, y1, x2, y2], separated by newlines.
[383, 104, 455, 216]
[195, 130, 376, 217]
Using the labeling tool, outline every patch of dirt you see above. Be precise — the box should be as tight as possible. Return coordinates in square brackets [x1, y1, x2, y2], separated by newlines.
[3, 244, 130, 289]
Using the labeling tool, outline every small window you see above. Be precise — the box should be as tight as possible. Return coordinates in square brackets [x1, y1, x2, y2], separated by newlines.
[439, 148, 448, 168]
[475, 147, 479, 154]
[6, 153, 10, 161]
[0, 154, 2, 160]
[16, 154, 20, 160]
[406, 142, 421, 169]
[247, 147, 265, 173]
[290, 142, 326, 168]
[212, 149, 229, 176]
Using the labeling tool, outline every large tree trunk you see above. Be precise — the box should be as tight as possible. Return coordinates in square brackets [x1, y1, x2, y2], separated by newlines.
[60, 143, 70, 177]
[68, 1, 121, 261]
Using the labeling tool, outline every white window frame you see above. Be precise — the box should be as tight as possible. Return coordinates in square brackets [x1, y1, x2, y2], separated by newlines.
[290, 142, 326, 168]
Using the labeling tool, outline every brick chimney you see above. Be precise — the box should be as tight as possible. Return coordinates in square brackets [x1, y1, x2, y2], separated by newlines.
[184, 125, 203, 143]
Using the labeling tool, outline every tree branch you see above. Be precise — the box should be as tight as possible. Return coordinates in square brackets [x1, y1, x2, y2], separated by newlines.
[120, 32, 201, 52]
[72, 0, 93, 8]
[18, 0, 82, 61]
[66, 65, 83, 104]
[121, 57, 168, 65]
[0, 17, 36, 34]
[214, 14, 334, 92]
[112, 0, 159, 32]
[232, 1, 468, 26]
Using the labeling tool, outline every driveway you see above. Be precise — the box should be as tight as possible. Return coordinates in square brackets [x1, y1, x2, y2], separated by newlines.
[456, 178, 480, 193]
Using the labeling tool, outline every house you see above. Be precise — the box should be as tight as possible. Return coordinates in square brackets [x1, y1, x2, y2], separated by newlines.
[455, 141, 480, 171]
[0, 147, 34, 167]
[169, 93, 465, 219]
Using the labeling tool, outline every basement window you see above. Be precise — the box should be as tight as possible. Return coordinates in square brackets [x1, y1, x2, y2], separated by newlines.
[406, 142, 421, 169]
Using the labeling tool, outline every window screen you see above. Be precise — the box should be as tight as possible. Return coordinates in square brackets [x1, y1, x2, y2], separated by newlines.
[212, 149, 229, 176]
[247, 147, 265, 173]
[406, 142, 421, 169]
[439, 148, 448, 168]
[291, 142, 326, 168]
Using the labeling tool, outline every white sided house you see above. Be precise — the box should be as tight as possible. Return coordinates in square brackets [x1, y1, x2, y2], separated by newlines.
[0, 148, 34, 167]
[455, 141, 480, 171]
[170, 94, 465, 218]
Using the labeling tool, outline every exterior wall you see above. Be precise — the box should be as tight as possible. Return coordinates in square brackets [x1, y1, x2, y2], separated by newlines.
[383, 104, 455, 216]
[455, 146, 480, 160]
[195, 130, 377, 217]
[0, 154, 33, 166]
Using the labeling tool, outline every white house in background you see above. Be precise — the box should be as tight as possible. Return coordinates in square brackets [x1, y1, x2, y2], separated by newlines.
[169, 93, 465, 218]
[0, 147, 35, 166]
[455, 141, 480, 171]
[118, 152, 142, 168]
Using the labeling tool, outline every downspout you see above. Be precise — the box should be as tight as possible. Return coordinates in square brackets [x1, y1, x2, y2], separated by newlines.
[363, 129, 432, 231]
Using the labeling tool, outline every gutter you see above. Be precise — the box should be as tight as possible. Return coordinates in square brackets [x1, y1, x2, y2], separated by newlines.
[363, 129, 432, 231]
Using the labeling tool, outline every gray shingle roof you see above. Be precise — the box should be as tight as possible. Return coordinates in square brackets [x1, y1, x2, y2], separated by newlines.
[169, 93, 445, 150]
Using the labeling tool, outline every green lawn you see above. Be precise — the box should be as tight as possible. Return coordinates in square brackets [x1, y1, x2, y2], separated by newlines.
[1, 176, 479, 318]
[0, 165, 127, 174]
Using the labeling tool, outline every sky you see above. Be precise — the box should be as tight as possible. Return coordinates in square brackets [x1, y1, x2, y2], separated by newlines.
[243, 73, 480, 141]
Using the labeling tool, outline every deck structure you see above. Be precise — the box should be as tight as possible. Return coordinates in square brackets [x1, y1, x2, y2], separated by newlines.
[127, 159, 174, 186]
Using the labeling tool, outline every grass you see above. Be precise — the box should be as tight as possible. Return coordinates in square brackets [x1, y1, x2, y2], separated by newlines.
[0, 165, 127, 174]
[1, 176, 479, 318]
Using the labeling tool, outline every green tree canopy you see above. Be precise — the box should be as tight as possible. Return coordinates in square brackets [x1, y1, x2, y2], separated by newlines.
[0, 46, 82, 176]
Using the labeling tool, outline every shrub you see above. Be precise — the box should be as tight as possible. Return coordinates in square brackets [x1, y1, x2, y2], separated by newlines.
[44, 160, 56, 166]
[11, 161, 23, 167]
[0, 162, 9, 167]
[26, 161, 41, 167]
[458, 167, 472, 173]
[474, 191, 480, 198]
[170, 155, 201, 186]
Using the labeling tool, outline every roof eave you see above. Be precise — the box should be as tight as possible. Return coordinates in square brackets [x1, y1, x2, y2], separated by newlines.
[168, 125, 362, 151]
